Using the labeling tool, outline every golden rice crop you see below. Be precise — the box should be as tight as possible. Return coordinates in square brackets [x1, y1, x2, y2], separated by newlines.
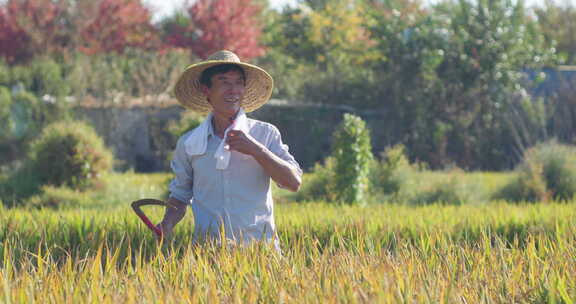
[1, 202, 575, 303]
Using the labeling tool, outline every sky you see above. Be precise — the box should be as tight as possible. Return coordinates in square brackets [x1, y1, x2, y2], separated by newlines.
[143, 0, 299, 20]
[143, 0, 556, 21]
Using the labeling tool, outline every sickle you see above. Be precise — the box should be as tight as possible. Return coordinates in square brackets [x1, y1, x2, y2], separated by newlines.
[131, 199, 172, 237]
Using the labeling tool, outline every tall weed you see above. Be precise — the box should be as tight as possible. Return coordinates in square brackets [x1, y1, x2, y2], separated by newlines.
[332, 113, 373, 204]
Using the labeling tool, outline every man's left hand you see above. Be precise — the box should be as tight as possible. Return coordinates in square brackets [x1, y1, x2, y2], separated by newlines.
[226, 130, 264, 156]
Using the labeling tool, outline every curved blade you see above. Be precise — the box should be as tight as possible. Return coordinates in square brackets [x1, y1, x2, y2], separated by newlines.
[131, 199, 166, 237]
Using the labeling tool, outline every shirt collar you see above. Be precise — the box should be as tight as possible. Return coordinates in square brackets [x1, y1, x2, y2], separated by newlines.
[207, 116, 216, 139]
[206, 110, 249, 139]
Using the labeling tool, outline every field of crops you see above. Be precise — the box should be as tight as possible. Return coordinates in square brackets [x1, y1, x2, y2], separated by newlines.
[1, 173, 575, 303]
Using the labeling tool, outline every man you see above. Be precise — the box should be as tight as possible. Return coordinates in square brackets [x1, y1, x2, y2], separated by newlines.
[158, 50, 302, 249]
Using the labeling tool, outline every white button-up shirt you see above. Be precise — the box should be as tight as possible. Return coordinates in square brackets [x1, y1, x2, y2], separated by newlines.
[169, 118, 302, 246]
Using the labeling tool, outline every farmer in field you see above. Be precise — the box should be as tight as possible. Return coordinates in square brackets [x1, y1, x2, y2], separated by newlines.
[157, 50, 302, 249]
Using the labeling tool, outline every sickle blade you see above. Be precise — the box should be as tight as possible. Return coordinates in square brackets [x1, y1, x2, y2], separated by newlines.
[131, 199, 166, 237]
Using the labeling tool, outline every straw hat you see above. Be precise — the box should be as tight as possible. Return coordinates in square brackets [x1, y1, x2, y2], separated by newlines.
[174, 50, 274, 113]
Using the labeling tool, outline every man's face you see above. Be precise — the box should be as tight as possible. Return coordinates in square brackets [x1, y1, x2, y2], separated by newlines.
[202, 70, 246, 117]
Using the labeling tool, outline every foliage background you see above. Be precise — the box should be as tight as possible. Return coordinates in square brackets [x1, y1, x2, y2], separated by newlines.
[0, 0, 575, 172]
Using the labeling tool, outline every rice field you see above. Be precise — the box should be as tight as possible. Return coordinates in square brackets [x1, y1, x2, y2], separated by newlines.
[0, 172, 575, 303]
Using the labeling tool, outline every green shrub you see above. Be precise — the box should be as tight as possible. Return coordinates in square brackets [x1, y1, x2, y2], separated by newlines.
[371, 145, 417, 197]
[294, 157, 337, 202]
[0, 59, 9, 86]
[495, 162, 549, 203]
[65, 49, 191, 99]
[30, 57, 70, 97]
[332, 113, 373, 204]
[0, 165, 43, 204]
[167, 110, 204, 139]
[1, 88, 72, 171]
[533, 143, 576, 200]
[10, 65, 33, 89]
[121, 48, 192, 97]
[495, 141, 576, 202]
[28, 121, 114, 190]
[9, 91, 44, 140]
[0, 86, 12, 139]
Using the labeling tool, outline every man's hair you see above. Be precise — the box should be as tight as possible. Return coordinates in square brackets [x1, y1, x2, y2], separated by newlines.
[199, 64, 246, 88]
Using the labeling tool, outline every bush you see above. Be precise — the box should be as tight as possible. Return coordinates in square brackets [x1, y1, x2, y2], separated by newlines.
[28, 121, 114, 190]
[371, 145, 417, 197]
[0, 59, 9, 86]
[495, 163, 549, 203]
[332, 113, 373, 204]
[1, 88, 72, 171]
[29, 57, 70, 97]
[65, 49, 191, 99]
[294, 157, 337, 202]
[120, 48, 192, 97]
[538, 144, 576, 200]
[10, 65, 33, 89]
[0, 86, 11, 139]
[0, 164, 43, 204]
[9, 91, 44, 140]
[167, 110, 204, 140]
[495, 141, 576, 202]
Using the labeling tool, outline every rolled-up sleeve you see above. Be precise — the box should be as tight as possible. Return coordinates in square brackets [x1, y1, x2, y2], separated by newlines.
[169, 136, 194, 204]
[267, 126, 303, 177]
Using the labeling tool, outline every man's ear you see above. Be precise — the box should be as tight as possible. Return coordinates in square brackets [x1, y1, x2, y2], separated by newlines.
[200, 85, 211, 103]
[200, 84, 208, 96]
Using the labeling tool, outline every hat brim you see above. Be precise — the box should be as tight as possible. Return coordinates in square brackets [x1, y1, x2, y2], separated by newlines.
[174, 60, 273, 114]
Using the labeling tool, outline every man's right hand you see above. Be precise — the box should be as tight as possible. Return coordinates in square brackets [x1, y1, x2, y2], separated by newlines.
[156, 198, 188, 241]
[156, 222, 172, 241]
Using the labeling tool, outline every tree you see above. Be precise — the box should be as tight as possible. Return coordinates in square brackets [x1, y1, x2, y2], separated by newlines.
[265, 0, 379, 69]
[535, 0, 576, 65]
[159, 11, 195, 49]
[79, 0, 160, 54]
[306, 0, 379, 68]
[260, 0, 383, 104]
[164, 0, 265, 60]
[0, 0, 68, 64]
[0, 0, 160, 62]
[362, 0, 556, 169]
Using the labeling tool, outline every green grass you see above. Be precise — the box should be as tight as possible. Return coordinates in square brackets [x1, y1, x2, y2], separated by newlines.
[415, 170, 514, 194]
[0, 171, 575, 302]
[3, 171, 172, 209]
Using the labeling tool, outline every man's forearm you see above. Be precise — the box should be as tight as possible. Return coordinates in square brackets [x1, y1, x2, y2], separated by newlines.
[252, 147, 302, 192]
[225, 129, 302, 192]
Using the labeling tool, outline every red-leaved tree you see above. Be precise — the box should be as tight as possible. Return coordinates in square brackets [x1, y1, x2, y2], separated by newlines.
[0, 0, 67, 64]
[165, 0, 265, 60]
[79, 0, 160, 55]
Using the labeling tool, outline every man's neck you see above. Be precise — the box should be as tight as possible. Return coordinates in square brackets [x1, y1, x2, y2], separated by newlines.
[211, 111, 238, 138]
